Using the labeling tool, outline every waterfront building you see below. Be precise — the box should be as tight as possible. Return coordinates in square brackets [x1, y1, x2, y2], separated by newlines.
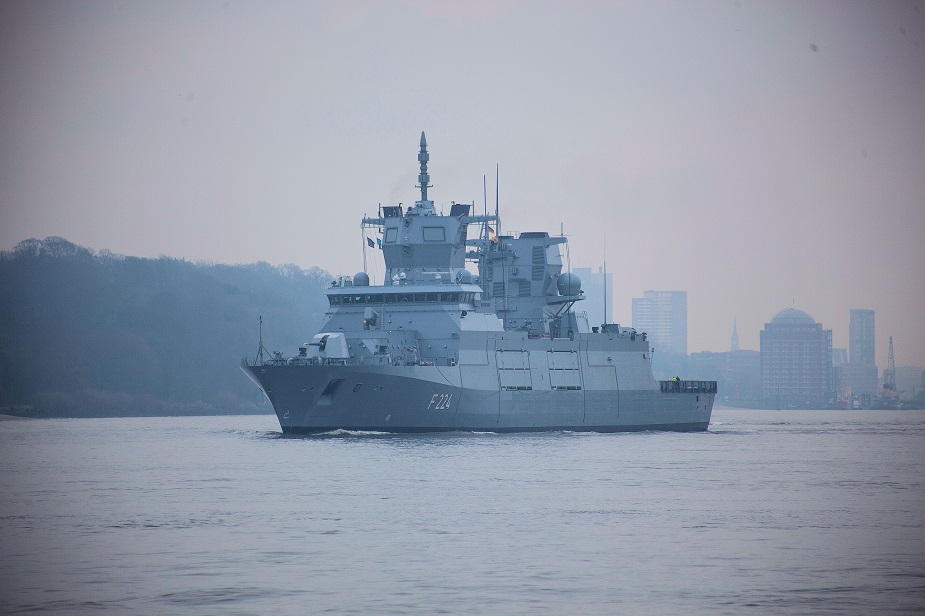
[725, 350, 761, 404]
[896, 366, 925, 402]
[689, 347, 761, 406]
[843, 309, 877, 403]
[632, 290, 687, 356]
[573, 266, 613, 329]
[849, 309, 875, 366]
[759, 308, 833, 408]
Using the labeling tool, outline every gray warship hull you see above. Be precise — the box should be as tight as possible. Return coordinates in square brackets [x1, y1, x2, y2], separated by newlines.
[241, 132, 715, 434]
[242, 346, 715, 434]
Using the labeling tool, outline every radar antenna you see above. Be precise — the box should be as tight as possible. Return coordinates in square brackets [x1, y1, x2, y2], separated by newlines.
[417, 131, 431, 202]
[603, 257, 608, 327]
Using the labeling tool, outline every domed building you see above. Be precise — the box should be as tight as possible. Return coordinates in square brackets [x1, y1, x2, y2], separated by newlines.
[760, 308, 833, 408]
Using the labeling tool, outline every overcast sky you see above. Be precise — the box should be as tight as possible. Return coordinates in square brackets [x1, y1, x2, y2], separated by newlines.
[2, 0, 923, 367]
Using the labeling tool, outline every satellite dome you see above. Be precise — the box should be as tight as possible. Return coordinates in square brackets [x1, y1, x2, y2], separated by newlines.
[557, 272, 581, 296]
[353, 272, 370, 287]
[770, 308, 816, 325]
[456, 269, 472, 284]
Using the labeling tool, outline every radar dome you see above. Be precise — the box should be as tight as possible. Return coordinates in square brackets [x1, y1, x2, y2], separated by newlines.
[456, 269, 472, 284]
[557, 272, 581, 296]
[353, 272, 370, 287]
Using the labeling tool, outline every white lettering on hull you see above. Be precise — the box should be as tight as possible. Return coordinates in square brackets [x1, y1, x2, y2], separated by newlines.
[427, 393, 453, 410]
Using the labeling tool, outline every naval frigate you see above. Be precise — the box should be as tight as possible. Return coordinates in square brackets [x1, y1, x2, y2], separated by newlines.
[242, 133, 715, 433]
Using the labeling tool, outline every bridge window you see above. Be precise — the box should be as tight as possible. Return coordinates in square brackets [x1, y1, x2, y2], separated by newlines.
[385, 227, 398, 243]
[328, 292, 472, 306]
[423, 227, 446, 242]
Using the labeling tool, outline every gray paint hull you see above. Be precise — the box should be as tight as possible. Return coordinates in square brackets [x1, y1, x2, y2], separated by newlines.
[242, 363, 714, 434]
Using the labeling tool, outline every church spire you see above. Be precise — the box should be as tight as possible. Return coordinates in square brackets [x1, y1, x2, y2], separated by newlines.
[730, 318, 740, 352]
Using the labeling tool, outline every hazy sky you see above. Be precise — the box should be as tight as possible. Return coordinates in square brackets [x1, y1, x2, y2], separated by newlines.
[2, 0, 923, 367]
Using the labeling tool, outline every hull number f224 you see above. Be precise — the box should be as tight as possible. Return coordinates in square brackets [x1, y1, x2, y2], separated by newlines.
[428, 393, 453, 411]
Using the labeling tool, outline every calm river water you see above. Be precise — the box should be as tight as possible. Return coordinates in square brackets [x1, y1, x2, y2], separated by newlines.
[1, 408, 923, 615]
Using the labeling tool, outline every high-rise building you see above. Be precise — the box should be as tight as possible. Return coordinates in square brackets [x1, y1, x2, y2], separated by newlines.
[632, 291, 687, 356]
[843, 309, 877, 402]
[572, 266, 613, 328]
[760, 308, 833, 408]
[849, 309, 875, 366]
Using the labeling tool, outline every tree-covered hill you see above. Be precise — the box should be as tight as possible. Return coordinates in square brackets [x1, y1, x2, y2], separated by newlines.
[0, 237, 331, 417]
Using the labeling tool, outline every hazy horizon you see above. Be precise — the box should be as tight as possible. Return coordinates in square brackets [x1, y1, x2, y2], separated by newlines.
[2, 1, 923, 366]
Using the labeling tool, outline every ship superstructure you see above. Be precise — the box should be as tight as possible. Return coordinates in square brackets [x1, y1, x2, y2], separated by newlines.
[242, 133, 715, 433]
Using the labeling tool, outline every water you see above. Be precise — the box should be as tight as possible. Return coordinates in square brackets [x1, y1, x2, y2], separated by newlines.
[1, 409, 923, 615]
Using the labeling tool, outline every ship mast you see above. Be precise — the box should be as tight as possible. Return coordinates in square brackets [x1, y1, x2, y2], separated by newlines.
[417, 131, 431, 202]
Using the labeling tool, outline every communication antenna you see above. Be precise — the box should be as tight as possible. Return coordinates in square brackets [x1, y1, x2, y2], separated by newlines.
[562, 223, 571, 273]
[561, 222, 573, 336]
[495, 163, 500, 236]
[361, 222, 368, 273]
[602, 232, 608, 326]
[603, 257, 608, 327]
[256, 316, 270, 364]
[483, 174, 488, 240]
[495, 164, 507, 327]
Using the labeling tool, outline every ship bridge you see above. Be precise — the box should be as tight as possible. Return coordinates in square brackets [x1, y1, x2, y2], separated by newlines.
[361, 132, 495, 286]
[359, 132, 586, 339]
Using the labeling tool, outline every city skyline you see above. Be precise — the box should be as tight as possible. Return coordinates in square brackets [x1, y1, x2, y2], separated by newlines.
[565, 268, 917, 371]
[2, 1, 923, 366]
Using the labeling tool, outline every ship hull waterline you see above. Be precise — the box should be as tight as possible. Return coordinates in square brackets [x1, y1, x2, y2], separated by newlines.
[243, 363, 714, 435]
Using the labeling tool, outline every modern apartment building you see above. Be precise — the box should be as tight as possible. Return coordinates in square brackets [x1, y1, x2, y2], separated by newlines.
[632, 290, 687, 356]
[845, 308, 877, 400]
[760, 308, 833, 407]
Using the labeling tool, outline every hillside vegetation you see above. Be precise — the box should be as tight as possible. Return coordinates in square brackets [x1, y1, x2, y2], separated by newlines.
[0, 237, 331, 417]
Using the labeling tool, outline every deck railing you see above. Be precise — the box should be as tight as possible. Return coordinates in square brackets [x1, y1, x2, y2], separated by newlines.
[659, 380, 718, 393]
